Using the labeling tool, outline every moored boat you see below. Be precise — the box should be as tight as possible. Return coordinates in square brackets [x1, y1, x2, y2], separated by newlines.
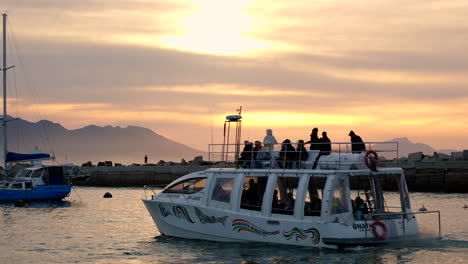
[0, 13, 71, 202]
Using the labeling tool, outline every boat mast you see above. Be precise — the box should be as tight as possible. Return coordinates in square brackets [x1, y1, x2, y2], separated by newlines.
[2, 13, 7, 173]
[2, 13, 13, 174]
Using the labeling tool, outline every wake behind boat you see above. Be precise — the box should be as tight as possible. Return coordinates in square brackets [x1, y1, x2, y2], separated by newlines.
[143, 114, 442, 249]
[0, 13, 71, 202]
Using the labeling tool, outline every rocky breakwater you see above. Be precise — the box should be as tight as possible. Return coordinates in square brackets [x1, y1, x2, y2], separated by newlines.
[380, 151, 468, 193]
[76, 156, 220, 187]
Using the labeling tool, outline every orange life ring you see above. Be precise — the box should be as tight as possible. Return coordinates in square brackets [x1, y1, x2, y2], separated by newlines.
[364, 150, 379, 169]
[372, 220, 388, 239]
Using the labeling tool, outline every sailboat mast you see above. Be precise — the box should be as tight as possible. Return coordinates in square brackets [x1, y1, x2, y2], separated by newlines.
[2, 13, 7, 172]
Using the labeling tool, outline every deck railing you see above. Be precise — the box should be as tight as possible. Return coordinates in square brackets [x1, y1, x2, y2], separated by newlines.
[208, 141, 399, 170]
[357, 210, 441, 239]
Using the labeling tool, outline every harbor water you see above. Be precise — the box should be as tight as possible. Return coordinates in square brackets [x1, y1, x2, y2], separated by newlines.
[0, 187, 467, 264]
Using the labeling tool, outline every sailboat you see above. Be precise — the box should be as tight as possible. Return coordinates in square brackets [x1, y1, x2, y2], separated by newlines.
[0, 13, 71, 202]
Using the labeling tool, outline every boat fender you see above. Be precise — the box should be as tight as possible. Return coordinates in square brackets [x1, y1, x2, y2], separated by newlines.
[103, 192, 113, 198]
[364, 150, 379, 169]
[372, 220, 388, 239]
[14, 200, 26, 207]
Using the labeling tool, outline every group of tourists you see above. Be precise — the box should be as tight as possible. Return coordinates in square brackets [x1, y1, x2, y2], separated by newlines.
[238, 128, 367, 169]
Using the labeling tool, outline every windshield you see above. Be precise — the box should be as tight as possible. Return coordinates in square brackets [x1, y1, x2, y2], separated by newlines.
[17, 170, 33, 178]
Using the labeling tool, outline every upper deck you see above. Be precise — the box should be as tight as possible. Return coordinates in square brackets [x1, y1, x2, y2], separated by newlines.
[208, 141, 400, 171]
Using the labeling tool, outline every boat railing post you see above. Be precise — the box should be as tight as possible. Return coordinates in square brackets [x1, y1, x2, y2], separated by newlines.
[437, 211, 441, 238]
[402, 212, 406, 235]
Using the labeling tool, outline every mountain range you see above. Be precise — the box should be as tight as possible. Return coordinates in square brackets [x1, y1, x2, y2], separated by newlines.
[0, 117, 460, 165]
[0, 117, 205, 165]
[372, 137, 458, 159]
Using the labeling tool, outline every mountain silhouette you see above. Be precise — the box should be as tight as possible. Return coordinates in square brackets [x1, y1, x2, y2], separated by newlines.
[372, 137, 457, 159]
[0, 116, 205, 165]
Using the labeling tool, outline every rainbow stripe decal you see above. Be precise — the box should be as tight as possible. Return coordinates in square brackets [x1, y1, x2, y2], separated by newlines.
[172, 205, 195, 223]
[232, 219, 279, 236]
[282, 227, 320, 244]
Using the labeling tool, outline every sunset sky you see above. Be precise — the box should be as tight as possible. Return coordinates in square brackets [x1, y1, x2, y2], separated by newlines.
[2, 0, 468, 152]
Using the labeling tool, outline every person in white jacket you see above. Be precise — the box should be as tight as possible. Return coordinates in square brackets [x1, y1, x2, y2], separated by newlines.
[263, 129, 278, 151]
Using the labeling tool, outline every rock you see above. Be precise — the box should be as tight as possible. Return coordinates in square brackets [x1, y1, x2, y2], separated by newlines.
[422, 155, 433, 162]
[408, 152, 423, 162]
[157, 160, 165, 166]
[81, 161, 93, 167]
[130, 163, 140, 166]
[437, 153, 450, 161]
[181, 159, 188, 165]
[104, 161, 113, 166]
[97, 162, 105, 167]
[166, 161, 176, 166]
[463, 150, 468, 161]
[191, 156, 204, 165]
[114, 163, 123, 167]
[451, 152, 463, 161]
[103, 192, 113, 198]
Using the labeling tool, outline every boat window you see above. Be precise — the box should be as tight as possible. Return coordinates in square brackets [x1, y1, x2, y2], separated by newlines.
[17, 170, 32, 178]
[31, 169, 43, 178]
[211, 177, 235, 203]
[25, 182, 33, 189]
[330, 179, 349, 214]
[349, 174, 406, 218]
[304, 177, 326, 217]
[272, 176, 299, 216]
[241, 176, 268, 211]
[163, 177, 207, 194]
[12, 183, 23, 189]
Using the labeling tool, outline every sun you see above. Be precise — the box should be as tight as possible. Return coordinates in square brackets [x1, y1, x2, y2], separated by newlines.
[158, 0, 268, 56]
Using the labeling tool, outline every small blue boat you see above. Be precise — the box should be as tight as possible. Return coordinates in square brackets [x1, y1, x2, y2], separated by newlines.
[0, 14, 71, 202]
[0, 166, 72, 202]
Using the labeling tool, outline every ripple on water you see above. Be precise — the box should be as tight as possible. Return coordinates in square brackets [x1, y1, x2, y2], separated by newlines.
[0, 187, 467, 264]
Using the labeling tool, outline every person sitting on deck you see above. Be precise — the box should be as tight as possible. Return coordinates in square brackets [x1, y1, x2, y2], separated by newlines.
[277, 139, 296, 169]
[255, 140, 272, 168]
[296, 140, 308, 169]
[238, 141, 254, 168]
[253, 141, 262, 160]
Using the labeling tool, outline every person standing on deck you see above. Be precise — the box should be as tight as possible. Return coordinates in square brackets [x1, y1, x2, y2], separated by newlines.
[144, 155, 148, 164]
[349, 130, 366, 153]
[320, 131, 332, 155]
[306, 128, 321, 150]
[263, 129, 278, 151]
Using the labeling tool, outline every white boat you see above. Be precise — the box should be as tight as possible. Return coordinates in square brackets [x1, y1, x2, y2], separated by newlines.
[143, 141, 441, 249]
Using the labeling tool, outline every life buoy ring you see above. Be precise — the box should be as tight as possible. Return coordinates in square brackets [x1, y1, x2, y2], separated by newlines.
[364, 150, 379, 169]
[372, 220, 388, 239]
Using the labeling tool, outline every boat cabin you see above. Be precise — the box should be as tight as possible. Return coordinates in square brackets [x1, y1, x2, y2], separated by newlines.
[160, 167, 411, 225]
[14, 166, 70, 186]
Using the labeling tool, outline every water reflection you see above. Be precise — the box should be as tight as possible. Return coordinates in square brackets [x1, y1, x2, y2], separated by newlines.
[0, 188, 466, 264]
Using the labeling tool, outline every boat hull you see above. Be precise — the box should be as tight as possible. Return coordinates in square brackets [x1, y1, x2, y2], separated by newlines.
[143, 199, 420, 249]
[0, 185, 71, 202]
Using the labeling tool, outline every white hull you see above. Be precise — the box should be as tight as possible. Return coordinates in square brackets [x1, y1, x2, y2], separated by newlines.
[143, 198, 419, 248]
